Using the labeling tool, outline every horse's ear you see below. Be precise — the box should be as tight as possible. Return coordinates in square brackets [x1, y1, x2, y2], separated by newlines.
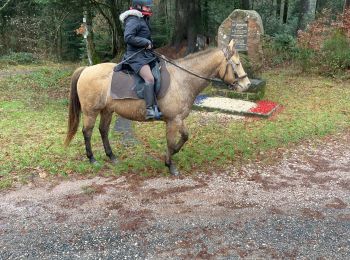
[228, 39, 236, 53]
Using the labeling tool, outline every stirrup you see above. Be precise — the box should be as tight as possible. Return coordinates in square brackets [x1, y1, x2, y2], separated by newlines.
[145, 107, 156, 120]
[154, 105, 163, 120]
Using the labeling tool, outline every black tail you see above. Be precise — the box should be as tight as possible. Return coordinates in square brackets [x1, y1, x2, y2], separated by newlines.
[64, 67, 86, 147]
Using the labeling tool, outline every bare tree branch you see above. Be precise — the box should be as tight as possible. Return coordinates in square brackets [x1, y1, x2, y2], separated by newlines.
[0, 0, 13, 12]
[92, 0, 113, 29]
[90, 0, 111, 9]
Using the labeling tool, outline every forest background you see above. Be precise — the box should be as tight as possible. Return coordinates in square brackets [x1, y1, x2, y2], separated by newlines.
[0, 0, 350, 188]
[0, 0, 349, 75]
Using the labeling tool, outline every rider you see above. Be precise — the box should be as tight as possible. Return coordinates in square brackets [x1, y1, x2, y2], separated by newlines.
[119, 0, 157, 120]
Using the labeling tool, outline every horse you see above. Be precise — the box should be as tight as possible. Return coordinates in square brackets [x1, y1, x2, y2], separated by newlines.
[64, 40, 251, 176]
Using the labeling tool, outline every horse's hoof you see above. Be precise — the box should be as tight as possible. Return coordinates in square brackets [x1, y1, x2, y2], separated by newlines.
[111, 158, 118, 165]
[89, 158, 96, 163]
[93, 161, 101, 167]
[89, 158, 99, 166]
[169, 164, 180, 176]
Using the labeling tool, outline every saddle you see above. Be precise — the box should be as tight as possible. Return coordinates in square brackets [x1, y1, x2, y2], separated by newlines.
[110, 60, 171, 100]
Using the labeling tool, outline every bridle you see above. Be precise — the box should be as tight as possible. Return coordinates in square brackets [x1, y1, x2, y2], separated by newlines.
[221, 47, 249, 90]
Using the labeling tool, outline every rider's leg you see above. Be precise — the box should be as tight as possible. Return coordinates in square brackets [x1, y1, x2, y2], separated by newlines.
[139, 65, 156, 120]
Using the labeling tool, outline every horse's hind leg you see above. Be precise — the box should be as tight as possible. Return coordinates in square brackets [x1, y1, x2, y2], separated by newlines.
[82, 112, 99, 164]
[165, 119, 189, 176]
[99, 109, 117, 163]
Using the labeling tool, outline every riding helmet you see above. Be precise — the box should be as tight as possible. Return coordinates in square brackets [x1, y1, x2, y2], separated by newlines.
[132, 0, 153, 7]
[131, 0, 153, 16]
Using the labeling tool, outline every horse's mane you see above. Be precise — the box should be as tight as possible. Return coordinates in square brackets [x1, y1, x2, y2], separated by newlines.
[175, 48, 218, 63]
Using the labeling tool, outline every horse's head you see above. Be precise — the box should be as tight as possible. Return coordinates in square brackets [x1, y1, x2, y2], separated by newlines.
[218, 40, 251, 92]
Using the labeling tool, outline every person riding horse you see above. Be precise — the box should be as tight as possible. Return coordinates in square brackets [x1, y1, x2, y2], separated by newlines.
[119, 0, 158, 120]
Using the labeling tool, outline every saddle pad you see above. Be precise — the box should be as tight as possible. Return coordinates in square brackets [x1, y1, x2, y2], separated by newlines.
[110, 60, 171, 100]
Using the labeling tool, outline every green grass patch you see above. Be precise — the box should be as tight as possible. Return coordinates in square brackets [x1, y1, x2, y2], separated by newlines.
[0, 65, 350, 189]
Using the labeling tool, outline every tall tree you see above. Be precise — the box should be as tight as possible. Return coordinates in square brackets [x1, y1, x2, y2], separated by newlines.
[345, 0, 350, 12]
[280, 0, 286, 23]
[172, 0, 202, 55]
[298, 0, 318, 30]
[281, 0, 289, 23]
[272, 0, 278, 18]
[240, 0, 250, 9]
[91, 0, 128, 58]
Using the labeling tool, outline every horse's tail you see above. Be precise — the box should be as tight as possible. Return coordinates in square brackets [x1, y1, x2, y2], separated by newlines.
[64, 66, 86, 147]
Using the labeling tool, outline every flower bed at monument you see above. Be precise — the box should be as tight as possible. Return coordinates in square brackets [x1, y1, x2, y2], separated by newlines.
[194, 95, 280, 118]
[249, 100, 278, 115]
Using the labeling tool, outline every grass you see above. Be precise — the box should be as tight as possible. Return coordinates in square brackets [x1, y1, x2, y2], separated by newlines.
[0, 64, 350, 189]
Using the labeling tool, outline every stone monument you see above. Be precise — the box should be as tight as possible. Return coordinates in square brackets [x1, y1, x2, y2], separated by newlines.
[218, 9, 264, 77]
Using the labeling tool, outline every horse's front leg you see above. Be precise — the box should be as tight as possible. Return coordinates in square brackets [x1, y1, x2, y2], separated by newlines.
[165, 119, 189, 176]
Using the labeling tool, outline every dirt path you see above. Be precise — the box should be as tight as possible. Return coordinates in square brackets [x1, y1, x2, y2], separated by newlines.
[0, 70, 36, 78]
[1, 132, 349, 259]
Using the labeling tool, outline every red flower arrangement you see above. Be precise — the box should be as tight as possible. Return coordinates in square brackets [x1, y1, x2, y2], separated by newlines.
[249, 100, 279, 115]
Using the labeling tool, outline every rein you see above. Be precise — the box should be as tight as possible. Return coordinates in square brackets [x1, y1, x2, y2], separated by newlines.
[149, 49, 222, 84]
[115, 48, 146, 67]
[149, 49, 245, 89]
[117, 48, 248, 90]
[116, 48, 220, 83]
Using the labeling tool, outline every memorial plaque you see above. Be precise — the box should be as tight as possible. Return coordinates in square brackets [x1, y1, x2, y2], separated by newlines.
[218, 9, 264, 77]
[231, 22, 248, 51]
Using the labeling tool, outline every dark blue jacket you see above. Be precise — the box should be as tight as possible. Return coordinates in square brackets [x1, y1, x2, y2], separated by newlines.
[119, 10, 156, 73]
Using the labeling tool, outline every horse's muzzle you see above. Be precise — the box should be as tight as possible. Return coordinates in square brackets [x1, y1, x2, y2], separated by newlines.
[230, 82, 251, 92]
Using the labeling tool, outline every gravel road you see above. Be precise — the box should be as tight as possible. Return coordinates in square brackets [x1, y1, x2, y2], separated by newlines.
[1, 132, 349, 259]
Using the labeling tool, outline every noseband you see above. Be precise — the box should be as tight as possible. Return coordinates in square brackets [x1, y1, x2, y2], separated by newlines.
[222, 48, 248, 90]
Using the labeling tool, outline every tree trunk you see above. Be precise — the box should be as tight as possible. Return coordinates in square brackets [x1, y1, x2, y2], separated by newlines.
[172, 0, 202, 54]
[272, 0, 278, 18]
[298, 0, 318, 30]
[0, 15, 7, 53]
[280, 0, 285, 23]
[85, 5, 97, 64]
[83, 12, 93, 65]
[345, 0, 350, 13]
[241, 0, 250, 10]
[108, 0, 124, 57]
[286, 0, 292, 22]
[283, 0, 289, 23]
[203, 0, 209, 34]
[186, 0, 201, 54]
[172, 0, 187, 49]
[92, 0, 125, 58]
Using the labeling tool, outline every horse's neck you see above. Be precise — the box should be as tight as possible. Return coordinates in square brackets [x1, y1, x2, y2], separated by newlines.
[176, 49, 223, 98]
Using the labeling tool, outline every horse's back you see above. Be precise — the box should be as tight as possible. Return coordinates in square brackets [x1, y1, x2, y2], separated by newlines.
[79, 63, 116, 83]
[78, 63, 116, 112]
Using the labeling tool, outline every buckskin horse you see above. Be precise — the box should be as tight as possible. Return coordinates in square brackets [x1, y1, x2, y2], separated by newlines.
[64, 40, 251, 176]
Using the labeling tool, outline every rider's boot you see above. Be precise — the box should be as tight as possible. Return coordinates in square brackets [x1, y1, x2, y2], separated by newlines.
[144, 83, 156, 120]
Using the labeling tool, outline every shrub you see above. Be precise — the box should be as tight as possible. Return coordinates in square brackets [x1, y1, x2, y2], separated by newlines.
[273, 33, 297, 53]
[263, 34, 298, 67]
[295, 48, 316, 72]
[319, 31, 350, 75]
[0, 52, 40, 65]
[296, 9, 350, 75]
